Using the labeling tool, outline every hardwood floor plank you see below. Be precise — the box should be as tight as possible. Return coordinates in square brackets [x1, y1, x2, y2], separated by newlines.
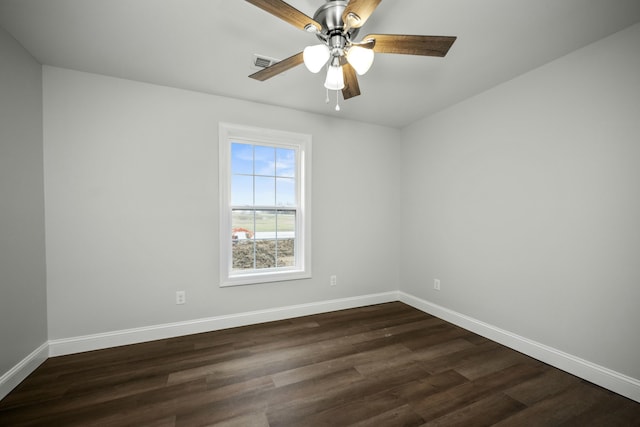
[350, 403, 426, 427]
[412, 363, 545, 422]
[493, 381, 623, 426]
[424, 393, 526, 426]
[267, 363, 429, 426]
[411, 337, 477, 361]
[400, 325, 477, 352]
[419, 340, 503, 375]
[168, 338, 344, 385]
[1, 302, 638, 426]
[387, 369, 470, 410]
[271, 343, 412, 387]
[204, 375, 275, 402]
[453, 345, 534, 381]
[289, 390, 417, 426]
[572, 399, 640, 426]
[503, 365, 581, 405]
[174, 391, 269, 426]
[265, 368, 368, 425]
[205, 412, 270, 427]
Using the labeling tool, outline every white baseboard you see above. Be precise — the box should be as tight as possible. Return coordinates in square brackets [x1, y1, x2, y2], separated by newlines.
[48, 291, 399, 357]
[398, 291, 640, 403]
[0, 342, 48, 401]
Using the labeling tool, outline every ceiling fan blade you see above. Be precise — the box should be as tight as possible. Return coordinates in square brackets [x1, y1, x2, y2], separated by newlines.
[245, 0, 322, 32]
[342, 63, 361, 100]
[342, 0, 382, 30]
[363, 34, 457, 57]
[249, 52, 304, 81]
[351, 38, 376, 50]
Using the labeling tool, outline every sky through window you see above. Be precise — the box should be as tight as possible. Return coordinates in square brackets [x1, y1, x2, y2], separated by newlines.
[231, 142, 296, 207]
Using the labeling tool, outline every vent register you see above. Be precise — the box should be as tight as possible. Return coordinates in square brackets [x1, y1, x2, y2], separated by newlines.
[251, 54, 279, 70]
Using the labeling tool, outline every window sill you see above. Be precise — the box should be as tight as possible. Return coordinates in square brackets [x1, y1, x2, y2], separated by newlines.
[220, 270, 312, 287]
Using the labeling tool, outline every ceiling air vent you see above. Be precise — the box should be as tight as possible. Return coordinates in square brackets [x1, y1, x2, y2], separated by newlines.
[251, 54, 279, 70]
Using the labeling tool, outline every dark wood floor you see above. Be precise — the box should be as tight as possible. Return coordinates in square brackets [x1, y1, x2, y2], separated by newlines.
[1, 302, 639, 426]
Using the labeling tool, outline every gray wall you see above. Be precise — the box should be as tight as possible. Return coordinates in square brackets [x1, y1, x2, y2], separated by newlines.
[0, 28, 47, 375]
[400, 23, 640, 379]
[43, 66, 401, 339]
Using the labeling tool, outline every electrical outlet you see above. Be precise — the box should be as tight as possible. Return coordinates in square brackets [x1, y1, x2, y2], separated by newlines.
[176, 291, 186, 305]
[330, 275, 337, 286]
[434, 279, 441, 291]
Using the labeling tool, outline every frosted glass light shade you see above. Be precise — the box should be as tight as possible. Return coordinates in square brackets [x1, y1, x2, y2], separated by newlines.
[324, 65, 345, 90]
[303, 44, 330, 73]
[346, 46, 375, 75]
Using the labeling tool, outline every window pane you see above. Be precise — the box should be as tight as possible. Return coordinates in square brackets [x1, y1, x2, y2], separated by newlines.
[231, 210, 255, 271]
[231, 210, 255, 239]
[277, 239, 295, 267]
[277, 210, 295, 234]
[254, 145, 275, 176]
[255, 240, 276, 269]
[255, 210, 276, 236]
[255, 210, 277, 269]
[276, 177, 296, 207]
[231, 175, 253, 206]
[232, 239, 255, 271]
[276, 148, 296, 178]
[255, 176, 275, 206]
[277, 210, 295, 267]
[231, 143, 253, 175]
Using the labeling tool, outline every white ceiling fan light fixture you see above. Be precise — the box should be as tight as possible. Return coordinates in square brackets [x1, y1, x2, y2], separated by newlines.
[303, 44, 330, 73]
[346, 45, 374, 75]
[324, 64, 344, 90]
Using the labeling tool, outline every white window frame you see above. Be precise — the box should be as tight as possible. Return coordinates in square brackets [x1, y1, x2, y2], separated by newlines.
[219, 122, 312, 287]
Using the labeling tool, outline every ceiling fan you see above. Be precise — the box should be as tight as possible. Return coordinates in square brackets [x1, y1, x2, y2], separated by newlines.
[245, 0, 457, 109]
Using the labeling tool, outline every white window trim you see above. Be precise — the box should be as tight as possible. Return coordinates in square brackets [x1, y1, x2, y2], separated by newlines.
[219, 122, 312, 287]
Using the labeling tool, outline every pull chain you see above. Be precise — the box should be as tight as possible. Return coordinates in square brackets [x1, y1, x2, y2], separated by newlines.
[335, 90, 341, 111]
[325, 87, 330, 104]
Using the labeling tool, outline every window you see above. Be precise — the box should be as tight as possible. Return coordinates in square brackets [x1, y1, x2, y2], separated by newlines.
[219, 123, 311, 286]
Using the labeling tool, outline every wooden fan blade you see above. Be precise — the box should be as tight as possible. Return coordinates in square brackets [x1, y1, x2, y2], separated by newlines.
[342, 0, 382, 29]
[245, 0, 321, 32]
[364, 34, 457, 57]
[249, 52, 304, 81]
[342, 63, 361, 100]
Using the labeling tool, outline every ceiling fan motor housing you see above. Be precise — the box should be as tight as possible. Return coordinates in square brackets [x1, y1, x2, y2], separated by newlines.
[313, 0, 360, 43]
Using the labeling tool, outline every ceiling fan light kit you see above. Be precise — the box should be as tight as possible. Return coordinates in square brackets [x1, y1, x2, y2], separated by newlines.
[303, 44, 330, 73]
[324, 62, 345, 90]
[246, 0, 457, 109]
[346, 45, 374, 75]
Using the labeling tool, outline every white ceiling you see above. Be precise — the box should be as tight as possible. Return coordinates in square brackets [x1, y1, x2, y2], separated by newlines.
[1, 0, 640, 128]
